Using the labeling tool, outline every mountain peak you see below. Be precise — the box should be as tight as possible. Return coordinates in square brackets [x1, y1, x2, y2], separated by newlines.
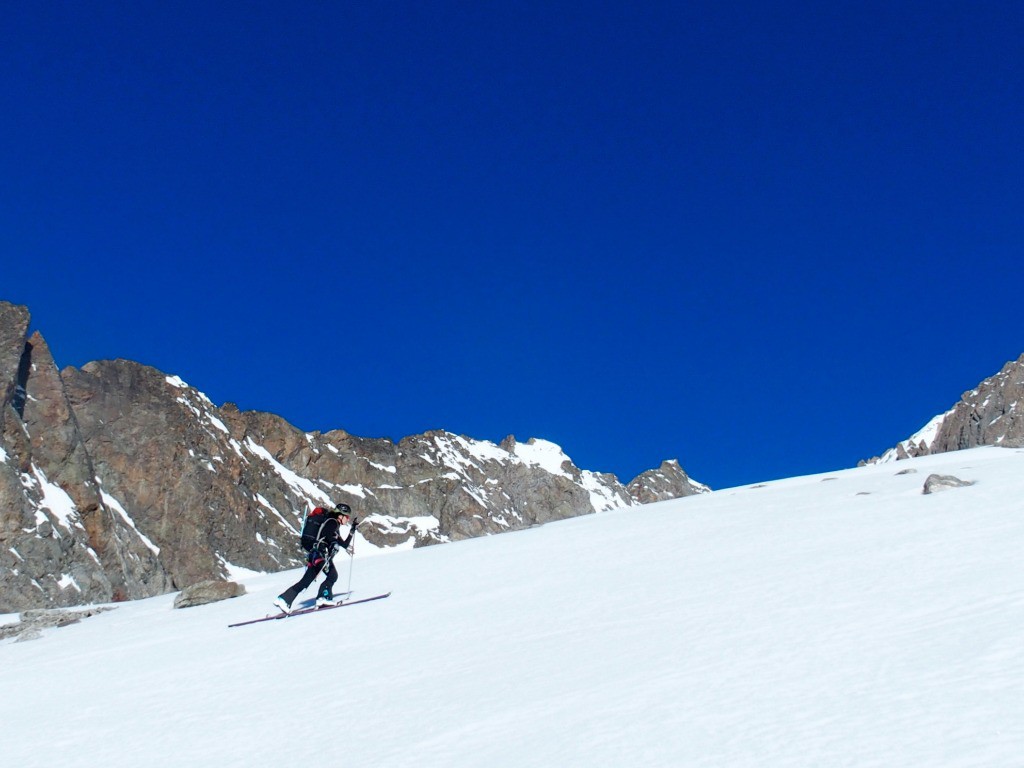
[870, 353, 1024, 463]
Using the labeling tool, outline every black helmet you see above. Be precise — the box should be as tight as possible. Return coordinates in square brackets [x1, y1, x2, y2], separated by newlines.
[333, 503, 352, 517]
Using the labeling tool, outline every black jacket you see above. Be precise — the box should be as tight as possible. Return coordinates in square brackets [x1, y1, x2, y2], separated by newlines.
[306, 515, 354, 565]
[319, 516, 354, 551]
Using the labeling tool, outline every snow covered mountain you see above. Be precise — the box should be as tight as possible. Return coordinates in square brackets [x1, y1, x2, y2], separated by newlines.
[3, 446, 1022, 767]
[870, 353, 1024, 463]
[0, 301, 707, 611]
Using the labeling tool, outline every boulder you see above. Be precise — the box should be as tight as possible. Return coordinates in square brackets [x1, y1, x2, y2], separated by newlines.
[922, 474, 976, 495]
[173, 579, 246, 609]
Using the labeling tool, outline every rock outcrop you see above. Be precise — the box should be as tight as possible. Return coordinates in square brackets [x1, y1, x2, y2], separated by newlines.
[0, 301, 707, 611]
[0, 606, 114, 643]
[626, 459, 710, 503]
[0, 304, 168, 612]
[173, 579, 246, 609]
[868, 353, 1024, 464]
[922, 474, 976, 495]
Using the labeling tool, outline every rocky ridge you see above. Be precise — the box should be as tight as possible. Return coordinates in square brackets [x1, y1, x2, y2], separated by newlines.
[868, 353, 1024, 463]
[627, 460, 710, 503]
[0, 301, 708, 612]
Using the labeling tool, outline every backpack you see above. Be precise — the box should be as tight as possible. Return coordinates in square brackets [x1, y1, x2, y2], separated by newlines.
[300, 508, 333, 553]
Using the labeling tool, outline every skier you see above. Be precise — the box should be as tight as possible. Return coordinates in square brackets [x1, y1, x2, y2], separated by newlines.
[274, 503, 357, 613]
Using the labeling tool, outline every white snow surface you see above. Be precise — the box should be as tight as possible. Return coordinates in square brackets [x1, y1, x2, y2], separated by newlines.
[513, 437, 573, 476]
[3, 447, 1024, 767]
[24, 464, 80, 532]
[580, 469, 626, 511]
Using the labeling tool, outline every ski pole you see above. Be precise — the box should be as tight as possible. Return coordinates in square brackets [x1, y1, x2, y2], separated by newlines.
[346, 517, 359, 594]
[346, 546, 355, 594]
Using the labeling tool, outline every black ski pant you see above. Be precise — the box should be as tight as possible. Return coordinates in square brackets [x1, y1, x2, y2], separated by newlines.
[280, 557, 338, 604]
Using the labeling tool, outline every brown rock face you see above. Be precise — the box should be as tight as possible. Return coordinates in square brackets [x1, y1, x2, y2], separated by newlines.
[930, 354, 1024, 452]
[0, 304, 169, 611]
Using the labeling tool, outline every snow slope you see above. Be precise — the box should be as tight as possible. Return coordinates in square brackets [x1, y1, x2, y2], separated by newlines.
[3, 447, 1023, 767]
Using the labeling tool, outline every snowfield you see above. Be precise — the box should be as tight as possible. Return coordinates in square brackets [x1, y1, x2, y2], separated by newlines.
[3, 447, 1023, 767]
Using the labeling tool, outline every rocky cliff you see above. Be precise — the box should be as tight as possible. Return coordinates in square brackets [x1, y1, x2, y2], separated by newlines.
[868, 353, 1024, 463]
[0, 301, 708, 611]
[0, 305, 169, 611]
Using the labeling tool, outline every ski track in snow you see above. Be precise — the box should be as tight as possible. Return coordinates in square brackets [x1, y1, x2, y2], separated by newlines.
[2, 447, 1024, 767]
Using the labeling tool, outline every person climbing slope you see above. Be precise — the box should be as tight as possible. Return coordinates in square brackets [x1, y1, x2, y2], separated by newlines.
[274, 503, 357, 613]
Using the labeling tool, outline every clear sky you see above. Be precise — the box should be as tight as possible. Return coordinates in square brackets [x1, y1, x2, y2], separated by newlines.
[3, 2, 1022, 490]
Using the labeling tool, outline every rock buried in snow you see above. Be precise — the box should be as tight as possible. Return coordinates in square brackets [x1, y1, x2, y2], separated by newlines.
[0, 606, 115, 643]
[173, 580, 246, 609]
[922, 474, 976, 495]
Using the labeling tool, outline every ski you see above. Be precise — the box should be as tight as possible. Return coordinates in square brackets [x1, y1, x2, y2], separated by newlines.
[228, 592, 391, 628]
[297, 591, 352, 609]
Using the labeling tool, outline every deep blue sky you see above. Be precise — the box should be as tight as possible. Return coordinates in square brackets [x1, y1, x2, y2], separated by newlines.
[3, 2, 1022, 489]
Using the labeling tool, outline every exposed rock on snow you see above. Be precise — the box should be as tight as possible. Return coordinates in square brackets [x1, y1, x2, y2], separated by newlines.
[173, 580, 246, 609]
[922, 474, 976, 495]
[0, 605, 114, 642]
